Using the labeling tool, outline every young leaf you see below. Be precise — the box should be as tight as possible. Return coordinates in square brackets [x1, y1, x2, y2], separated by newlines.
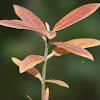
[52, 47, 70, 56]
[44, 30, 57, 39]
[53, 3, 100, 31]
[27, 68, 42, 81]
[14, 3, 57, 39]
[67, 38, 100, 48]
[44, 22, 57, 39]
[13, 5, 46, 32]
[19, 55, 44, 73]
[0, 20, 45, 36]
[0, 20, 34, 29]
[11, 57, 42, 80]
[45, 79, 69, 88]
[45, 22, 50, 31]
[50, 42, 94, 60]
[45, 87, 49, 100]
[52, 38, 100, 56]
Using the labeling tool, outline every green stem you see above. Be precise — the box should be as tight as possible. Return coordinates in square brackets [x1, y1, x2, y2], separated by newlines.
[41, 38, 49, 100]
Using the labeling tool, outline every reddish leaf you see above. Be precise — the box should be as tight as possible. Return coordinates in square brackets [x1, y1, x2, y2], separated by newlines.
[19, 55, 44, 73]
[52, 47, 70, 56]
[0, 20, 34, 29]
[0, 20, 45, 36]
[13, 5, 46, 32]
[45, 87, 49, 100]
[45, 79, 69, 88]
[44, 30, 57, 39]
[52, 38, 100, 56]
[27, 68, 42, 81]
[11, 57, 42, 80]
[67, 38, 100, 48]
[50, 42, 94, 60]
[53, 3, 100, 31]
[45, 22, 57, 39]
[0, 5, 57, 39]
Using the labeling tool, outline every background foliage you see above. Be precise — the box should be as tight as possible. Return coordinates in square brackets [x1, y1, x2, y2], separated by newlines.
[0, 0, 100, 100]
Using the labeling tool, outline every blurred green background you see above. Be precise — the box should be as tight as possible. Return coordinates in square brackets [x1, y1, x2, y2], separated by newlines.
[0, 0, 100, 100]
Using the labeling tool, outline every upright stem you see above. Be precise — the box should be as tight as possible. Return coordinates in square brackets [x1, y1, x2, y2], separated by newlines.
[41, 38, 49, 100]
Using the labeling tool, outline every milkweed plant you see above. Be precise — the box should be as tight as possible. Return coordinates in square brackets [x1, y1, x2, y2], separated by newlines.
[0, 3, 100, 100]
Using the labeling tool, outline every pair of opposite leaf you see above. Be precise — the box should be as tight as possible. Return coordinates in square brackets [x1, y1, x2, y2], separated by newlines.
[0, 3, 100, 89]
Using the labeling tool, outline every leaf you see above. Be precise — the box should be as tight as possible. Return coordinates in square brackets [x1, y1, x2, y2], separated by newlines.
[50, 42, 94, 60]
[13, 5, 46, 32]
[13, 5, 57, 39]
[19, 55, 44, 73]
[26, 95, 33, 100]
[67, 38, 100, 48]
[52, 38, 100, 56]
[44, 30, 57, 39]
[45, 79, 69, 88]
[0, 20, 33, 30]
[45, 87, 49, 100]
[27, 68, 42, 81]
[11, 57, 42, 80]
[52, 47, 70, 56]
[0, 20, 45, 36]
[44, 22, 57, 39]
[53, 3, 100, 31]
[45, 22, 50, 31]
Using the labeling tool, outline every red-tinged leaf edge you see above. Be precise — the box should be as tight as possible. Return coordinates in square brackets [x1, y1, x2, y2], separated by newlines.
[11, 57, 42, 80]
[53, 3, 100, 31]
[45, 79, 69, 88]
[49, 42, 94, 61]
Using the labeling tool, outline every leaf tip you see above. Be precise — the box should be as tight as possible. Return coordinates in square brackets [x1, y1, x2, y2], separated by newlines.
[13, 4, 19, 8]
[11, 57, 15, 61]
[87, 53, 94, 61]
[13, 4, 17, 9]
[19, 68, 24, 73]
[13, 4, 22, 12]
[91, 56, 94, 61]
[11, 57, 24, 73]
[11, 57, 21, 66]
[67, 85, 69, 88]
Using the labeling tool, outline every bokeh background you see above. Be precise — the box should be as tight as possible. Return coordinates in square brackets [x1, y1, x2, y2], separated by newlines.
[0, 0, 100, 100]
